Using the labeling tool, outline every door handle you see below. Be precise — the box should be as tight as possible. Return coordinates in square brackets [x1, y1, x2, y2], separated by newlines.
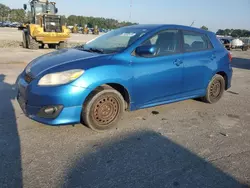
[173, 59, 183, 66]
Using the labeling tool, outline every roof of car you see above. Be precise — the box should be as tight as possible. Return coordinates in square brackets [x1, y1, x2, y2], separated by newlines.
[125, 24, 214, 35]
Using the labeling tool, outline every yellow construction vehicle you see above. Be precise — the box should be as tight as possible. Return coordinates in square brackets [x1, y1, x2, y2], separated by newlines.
[72, 24, 79, 33]
[82, 24, 89, 34]
[93, 25, 99, 35]
[22, 0, 70, 49]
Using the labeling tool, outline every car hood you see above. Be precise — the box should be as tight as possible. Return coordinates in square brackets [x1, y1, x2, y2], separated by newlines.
[26, 48, 105, 77]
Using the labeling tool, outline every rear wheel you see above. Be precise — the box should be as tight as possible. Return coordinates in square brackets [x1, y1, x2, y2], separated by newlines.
[202, 74, 225, 103]
[242, 46, 248, 51]
[40, 44, 45, 49]
[82, 86, 125, 132]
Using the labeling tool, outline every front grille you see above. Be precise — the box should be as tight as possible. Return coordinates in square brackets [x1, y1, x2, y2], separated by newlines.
[44, 15, 62, 32]
[24, 74, 33, 84]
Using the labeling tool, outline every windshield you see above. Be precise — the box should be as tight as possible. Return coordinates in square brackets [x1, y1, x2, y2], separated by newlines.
[34, 3, 55, 15]
[82, 27, 149, 54]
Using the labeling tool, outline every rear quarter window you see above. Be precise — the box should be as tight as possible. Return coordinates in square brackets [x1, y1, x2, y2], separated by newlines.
[183, 31, 213, 52]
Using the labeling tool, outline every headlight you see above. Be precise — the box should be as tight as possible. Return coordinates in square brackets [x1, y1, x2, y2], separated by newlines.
[38, 69, 84, 86]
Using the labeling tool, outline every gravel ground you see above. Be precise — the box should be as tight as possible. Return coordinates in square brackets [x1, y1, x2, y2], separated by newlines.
[0, 41, 250, 187]
[0, 28, 99, 48]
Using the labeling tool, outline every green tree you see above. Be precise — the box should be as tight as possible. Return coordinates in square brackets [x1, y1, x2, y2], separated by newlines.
[65, 14, 137, 29]
[231, 29, 243, 38]
[0, 3, 10, 21]
[223, 29, 234, 36]
[200, 25, 208, 30]
[216, 29, 225, 35]
[9, 9, 26, 22]
[242, 30, 250, 37]
[216, 29, 250, 37]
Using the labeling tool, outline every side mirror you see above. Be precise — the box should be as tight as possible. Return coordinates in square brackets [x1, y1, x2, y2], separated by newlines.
[55, 8, 58, 13]
[23, 4, 27, 10]
[135, 45, 157, 57]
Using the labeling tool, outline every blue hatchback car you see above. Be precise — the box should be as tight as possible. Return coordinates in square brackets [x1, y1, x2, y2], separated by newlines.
[16, 24, 233, 131]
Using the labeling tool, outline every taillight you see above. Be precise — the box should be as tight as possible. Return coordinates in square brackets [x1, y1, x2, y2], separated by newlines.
[228, 52, 232, 62]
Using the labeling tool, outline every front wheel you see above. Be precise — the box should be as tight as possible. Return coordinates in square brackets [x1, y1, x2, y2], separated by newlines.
[82, 86, 125, 132]
[28, 36, 39, 50]
[202, 74, 225, 103]
[22, 30, 28, 48]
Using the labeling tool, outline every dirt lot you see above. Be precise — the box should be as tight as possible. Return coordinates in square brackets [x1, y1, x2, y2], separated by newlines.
[0, 27, 99, 48]
[0, 28, 250, 188]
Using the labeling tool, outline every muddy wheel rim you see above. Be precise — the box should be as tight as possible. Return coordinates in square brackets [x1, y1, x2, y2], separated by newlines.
[210, 80, 221, 99]
[92, 95, 119, 125]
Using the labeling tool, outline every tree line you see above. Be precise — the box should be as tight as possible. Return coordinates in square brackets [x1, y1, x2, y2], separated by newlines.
[0, 3, 26, 23]
[0, 3, 136, 29]
[200, 26, 250, 38]
[216, 29, 250, 38]
[61, 15, 137, 29]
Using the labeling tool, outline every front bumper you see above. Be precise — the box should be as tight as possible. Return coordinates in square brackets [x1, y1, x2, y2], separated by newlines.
[16, 73, 90, 126]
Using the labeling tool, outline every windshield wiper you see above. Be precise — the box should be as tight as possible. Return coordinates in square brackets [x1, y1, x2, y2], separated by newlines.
[89, 48, 104, 54]
[74, 45, 84, 49]
[76, 47, 104, 54]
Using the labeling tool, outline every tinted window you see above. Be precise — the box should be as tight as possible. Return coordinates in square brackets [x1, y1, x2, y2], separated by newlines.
[141, 30, 181, 57]
[183, 31, 212, 52]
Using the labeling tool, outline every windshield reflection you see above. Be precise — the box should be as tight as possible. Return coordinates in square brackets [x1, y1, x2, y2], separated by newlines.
[82, 27, 149, 54]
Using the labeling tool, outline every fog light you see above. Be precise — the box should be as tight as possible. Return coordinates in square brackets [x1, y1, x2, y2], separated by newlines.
[44, 107, 57, 115]
[37, 105, 63, 119]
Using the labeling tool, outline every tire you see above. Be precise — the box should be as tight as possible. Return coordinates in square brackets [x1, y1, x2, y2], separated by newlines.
[58, 42, 67, 49]
[202, 74, 225, 104]
[82, 86, 125, 132]
[48, 44, 57, 49]
[28, 36, 39, 50]
[242, 46, 248, 51]
[22, 31, 28, 48]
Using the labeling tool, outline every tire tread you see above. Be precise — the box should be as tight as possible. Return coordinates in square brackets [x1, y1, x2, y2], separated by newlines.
[82, 86, 125, 132]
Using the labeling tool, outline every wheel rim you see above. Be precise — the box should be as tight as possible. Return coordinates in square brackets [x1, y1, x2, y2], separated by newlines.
[210, 80, 221, 99]
[92, 95, 119, 126]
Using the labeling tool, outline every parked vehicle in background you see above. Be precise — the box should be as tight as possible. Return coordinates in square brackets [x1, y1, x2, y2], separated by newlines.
[231, 39, 244, 49]
[16, 24, 233, 132]
[92, 25, 99, 35]
[241, 38, 250, 51]
[2, 21, 12, 27]
[10, 22, 21, 28]
[82, 24, 89, 34]
[219, 38, 232, 50]
[71, 24, 79, 33]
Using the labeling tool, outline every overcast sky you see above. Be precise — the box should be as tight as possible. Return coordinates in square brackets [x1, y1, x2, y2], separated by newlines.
[1, 0, 250, 32]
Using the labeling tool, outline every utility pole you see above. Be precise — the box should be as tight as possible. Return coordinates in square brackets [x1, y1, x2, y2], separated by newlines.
[129, 0, 132, 22]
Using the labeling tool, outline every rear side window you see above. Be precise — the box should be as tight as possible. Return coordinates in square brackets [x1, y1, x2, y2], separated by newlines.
[183, 31, 213, 52]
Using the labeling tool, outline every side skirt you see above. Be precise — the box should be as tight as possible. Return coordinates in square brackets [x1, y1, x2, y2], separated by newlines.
[131, 89, 206, 111]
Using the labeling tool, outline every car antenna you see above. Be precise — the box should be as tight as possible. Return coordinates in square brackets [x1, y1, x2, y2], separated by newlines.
[190, 20, 195, 27]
